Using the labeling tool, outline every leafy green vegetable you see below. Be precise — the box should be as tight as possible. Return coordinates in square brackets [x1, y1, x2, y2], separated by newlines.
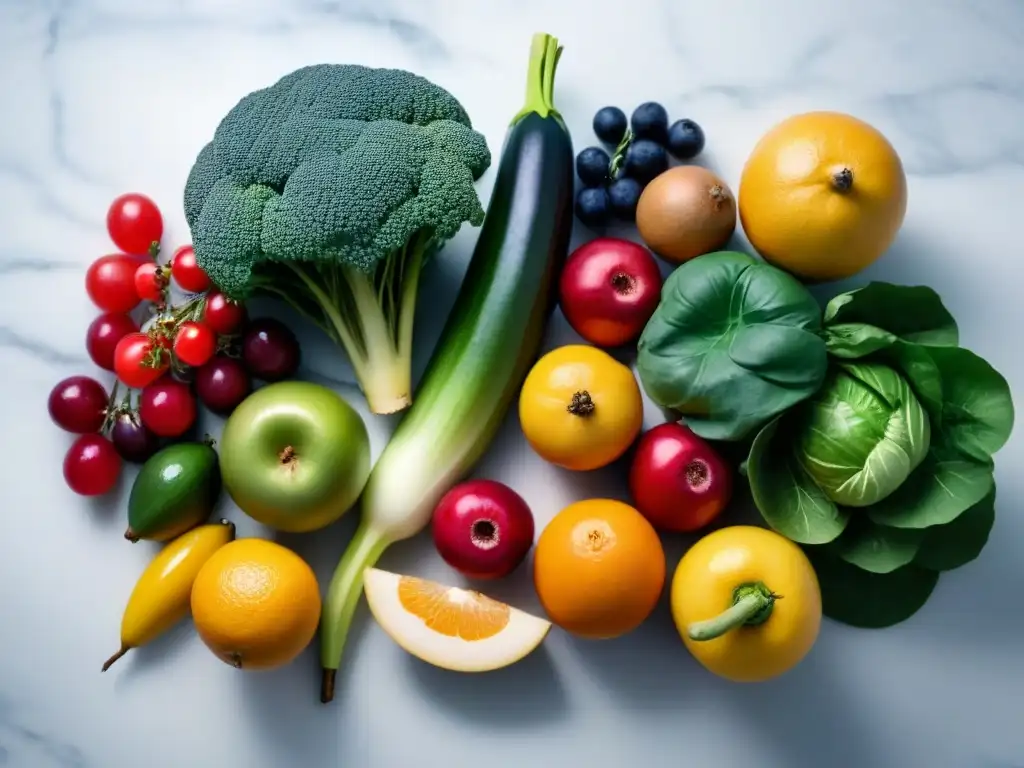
[183, 64, 492, 414]
[913, 487, 997, 571]
[822, 282, 959, 347]
[804, 547, 940, 629]
[866, 438, 994, 529]
[746, 415, 850, 544]
[822, 323, 897, 359]
[831, 516, 923, 574]
[914, 346, 1015, 462]
[636, 250, 828, 442]
[794, 363, 931, 507]
[744, 278, 1013, 629]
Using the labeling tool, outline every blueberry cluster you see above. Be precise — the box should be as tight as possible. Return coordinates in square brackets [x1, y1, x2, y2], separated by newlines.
[574, 102, 706, 228]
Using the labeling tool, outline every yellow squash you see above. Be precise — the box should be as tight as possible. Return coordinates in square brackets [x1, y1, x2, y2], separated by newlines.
[102, 519, 236, 671]
[670, 525, 821, 682]
[518, 344, 643, 471]
[738, 111, 907, 282]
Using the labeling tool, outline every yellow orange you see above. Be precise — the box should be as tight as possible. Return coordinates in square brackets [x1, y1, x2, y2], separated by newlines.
[738, 111, 907, 282]
[518, 345, 643, 471]
[190, 538, 321, 671]
[363, 569, 551, 672]
[533, 498, 665, 639]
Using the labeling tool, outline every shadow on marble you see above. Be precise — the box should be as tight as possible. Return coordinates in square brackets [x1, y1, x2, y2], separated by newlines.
[110, 619, 199, 693]
[405, 642, 568, 729]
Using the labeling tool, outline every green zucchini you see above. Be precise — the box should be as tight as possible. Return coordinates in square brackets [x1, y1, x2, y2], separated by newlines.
[319, 31, 574, 702]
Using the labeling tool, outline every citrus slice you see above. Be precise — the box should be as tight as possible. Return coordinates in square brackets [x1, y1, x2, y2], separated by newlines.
[363, 568, 551, 672]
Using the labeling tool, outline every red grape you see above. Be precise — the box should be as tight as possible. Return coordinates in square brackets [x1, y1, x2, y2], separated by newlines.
[203, 291, 246, 335]
[63, 434, 121, 496]
[171, 245, 211, 293]
[86, 254, 145, 313]
[47, 376, 109, 433]
[139, 379, 197, 437]
[107, 193, 163, 256]
[195, 356, 251, 415]
[86, 312, 138, 371]
[110, 412, 160, 463]
[113, 333, 168, 389]
[242, 318, 301, 381]
[173, 321, 217, 367]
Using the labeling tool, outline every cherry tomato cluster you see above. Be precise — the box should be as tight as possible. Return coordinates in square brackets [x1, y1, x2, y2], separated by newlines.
[52, 193, 304, 498]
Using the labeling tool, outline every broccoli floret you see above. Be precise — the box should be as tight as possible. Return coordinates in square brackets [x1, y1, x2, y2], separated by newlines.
[183, 64, 491, 414]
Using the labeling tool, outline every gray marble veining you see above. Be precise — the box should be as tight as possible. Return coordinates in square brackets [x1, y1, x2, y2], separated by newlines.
[1, 1, 1023, 766]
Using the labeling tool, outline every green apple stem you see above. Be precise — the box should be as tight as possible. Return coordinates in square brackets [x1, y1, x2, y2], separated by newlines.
[320, 519, 390, 703]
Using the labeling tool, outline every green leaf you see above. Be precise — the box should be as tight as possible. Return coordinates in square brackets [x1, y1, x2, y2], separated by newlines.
[823, 323, 897, 359]
[832, 516, 924, 574]
[636, 250, 829, 442]
[866, 438, 994, 529]
[881, 341, 945, 415]
[746, 415, 850, 544]
[822, 282, 959, 347]
[921, 346, 1015, 462]
[913, 486, 997, 571]
[804, 547, 940, 628]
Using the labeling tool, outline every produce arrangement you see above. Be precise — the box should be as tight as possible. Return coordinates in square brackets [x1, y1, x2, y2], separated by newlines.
[48, 32, 1014, 704]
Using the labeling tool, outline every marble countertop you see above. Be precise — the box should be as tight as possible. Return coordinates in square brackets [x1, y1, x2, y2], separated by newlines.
[3, 0, 1023, 766]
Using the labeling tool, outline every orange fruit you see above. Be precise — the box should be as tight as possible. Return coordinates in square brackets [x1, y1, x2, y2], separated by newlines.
[363, 569, 551, 672]
[532, 498, 666, 639]
[738, 111, 908, 282]
[190, 538, 321, 670]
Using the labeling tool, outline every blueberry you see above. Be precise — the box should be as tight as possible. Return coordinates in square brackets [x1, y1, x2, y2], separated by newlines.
[623, 140, 669, 184]
[576, 146, 611, 187]
[666, 119, 706, 160]
[631, 102, 669, 143]
[575, 187, 611, 228]
[607, 177, 643, 221]
[593, 106, 628, 145]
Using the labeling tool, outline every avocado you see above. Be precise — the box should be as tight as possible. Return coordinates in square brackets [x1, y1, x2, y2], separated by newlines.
[126, 441, 222, 543]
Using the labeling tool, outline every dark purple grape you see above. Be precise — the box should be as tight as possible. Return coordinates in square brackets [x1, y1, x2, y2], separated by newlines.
[110, 412, 160, 463]
[195, 356, 252, 415]
[242, 318, 301, 381]
[48, 376, 109, 433]
[630, 102, 669, 143]
[667, 119, 705, 160]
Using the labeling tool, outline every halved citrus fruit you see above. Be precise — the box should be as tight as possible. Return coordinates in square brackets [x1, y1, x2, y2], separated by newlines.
[363, 568, 551, 672]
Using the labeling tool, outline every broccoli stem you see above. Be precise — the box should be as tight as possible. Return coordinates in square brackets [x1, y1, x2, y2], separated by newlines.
[279, 233, 432, 415]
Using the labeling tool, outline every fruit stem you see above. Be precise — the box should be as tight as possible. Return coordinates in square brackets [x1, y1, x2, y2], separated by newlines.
[709, 185, 731, 207]
[832, 167, 854, 193]
[101, 645, 130, 672]
[566, 390, 596, 417]
[124, 528, 139, 543]
[608, 128, 633, 179]
[320, 520, 391, 704]
[511, 32, 563, 124]
[687, 582, 778, 641]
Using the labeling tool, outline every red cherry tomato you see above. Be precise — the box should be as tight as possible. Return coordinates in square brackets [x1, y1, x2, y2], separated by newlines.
[171, 245, 211, 293]
[106, 193, 163, 255]
[173, 321, 217, 367]
[85, 254, 145, 313]
[134, 262, 167, 303]
[203, 291, 246, 335]
[85, 312, 138, 371]
[113, 332, 168, 389]
[139, 379, 197, 437]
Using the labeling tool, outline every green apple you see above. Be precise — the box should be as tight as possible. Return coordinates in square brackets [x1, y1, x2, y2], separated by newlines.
[219, 381, 371, 533]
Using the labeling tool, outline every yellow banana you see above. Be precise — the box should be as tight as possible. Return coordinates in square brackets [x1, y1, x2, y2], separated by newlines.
[102, 518, 236, 671]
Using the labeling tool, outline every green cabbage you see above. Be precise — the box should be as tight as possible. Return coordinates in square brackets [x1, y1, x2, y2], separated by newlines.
[794, 363, 930, 507]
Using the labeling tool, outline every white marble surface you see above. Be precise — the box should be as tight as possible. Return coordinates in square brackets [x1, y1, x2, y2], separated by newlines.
[2, 0, 1023, 766]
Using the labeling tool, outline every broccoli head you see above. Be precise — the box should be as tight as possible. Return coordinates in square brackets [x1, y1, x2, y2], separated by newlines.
[183, 64, 492, 414]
